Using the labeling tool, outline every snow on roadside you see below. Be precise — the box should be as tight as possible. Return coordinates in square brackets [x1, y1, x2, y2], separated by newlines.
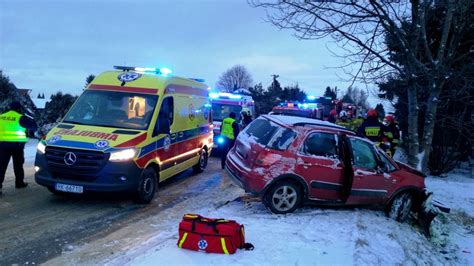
[425, 166, 474, 265]
[123, 200, 456, 266]
[112, 168, 474, 266]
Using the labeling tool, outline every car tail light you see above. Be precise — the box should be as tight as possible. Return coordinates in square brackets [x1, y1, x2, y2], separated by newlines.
[255, 151, 281, 166]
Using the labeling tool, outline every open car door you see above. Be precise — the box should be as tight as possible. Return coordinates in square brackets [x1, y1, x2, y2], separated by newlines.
[339, 134, 353, 202]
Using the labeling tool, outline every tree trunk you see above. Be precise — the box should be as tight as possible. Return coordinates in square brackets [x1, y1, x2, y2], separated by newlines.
[407, 85, 420, 168]
[420, 82, 443, 173]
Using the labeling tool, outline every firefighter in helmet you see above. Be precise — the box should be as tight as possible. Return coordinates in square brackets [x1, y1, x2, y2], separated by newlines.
[357, 109, 387, 144]
[384, 114, 400, 156]
[240, 108, 252, 129]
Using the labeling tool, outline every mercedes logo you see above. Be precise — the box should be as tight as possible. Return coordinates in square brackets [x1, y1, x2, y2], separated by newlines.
[64, 152, 77, 166]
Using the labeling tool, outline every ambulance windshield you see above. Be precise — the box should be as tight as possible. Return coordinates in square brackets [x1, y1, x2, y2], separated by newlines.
[63, 90, 158, 130]
[212, 103, 242, 122]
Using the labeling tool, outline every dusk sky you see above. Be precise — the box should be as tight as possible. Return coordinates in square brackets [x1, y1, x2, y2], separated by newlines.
[1, 0, 377, 102]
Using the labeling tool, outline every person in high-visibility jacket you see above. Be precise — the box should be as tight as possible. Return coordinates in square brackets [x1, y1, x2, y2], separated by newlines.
[357, 109, 388, 147]
[384, 114, 400, 157]
[0, 101, 37, 194]
[220, 112, 240, 169]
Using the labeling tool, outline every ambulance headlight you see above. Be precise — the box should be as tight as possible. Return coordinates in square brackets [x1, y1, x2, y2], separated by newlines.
[37, 142, 46, 154]
[109, 148, 138, 161]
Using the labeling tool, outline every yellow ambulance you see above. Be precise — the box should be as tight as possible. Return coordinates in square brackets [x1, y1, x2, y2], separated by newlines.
[35, 66, 213, 203]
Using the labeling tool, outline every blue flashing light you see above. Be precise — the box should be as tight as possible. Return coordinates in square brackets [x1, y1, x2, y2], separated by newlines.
[217, 137, 225, 144]
[209, 92, 243, 100]
[204, 103, 212, 108]
[302, 103, 309, 108]
[134, 67, 156, 72]
[159, 67, 172, 76]
[307, 95, 316, 100]
[129, 66, 172, 76]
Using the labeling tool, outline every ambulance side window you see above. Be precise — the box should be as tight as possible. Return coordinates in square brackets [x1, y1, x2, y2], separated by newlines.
[160, 97, 174, 125]
[153, 97, 174, 136]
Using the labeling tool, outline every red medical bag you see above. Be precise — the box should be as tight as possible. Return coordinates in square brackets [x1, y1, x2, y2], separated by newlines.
[177, 213, 254, 254]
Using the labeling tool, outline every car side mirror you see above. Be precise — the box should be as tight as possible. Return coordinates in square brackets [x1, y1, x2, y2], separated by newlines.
[154, 118, 170, 135]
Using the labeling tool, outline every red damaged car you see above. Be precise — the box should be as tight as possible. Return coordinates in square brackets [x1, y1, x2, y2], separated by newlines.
[225, 115, 447, 231]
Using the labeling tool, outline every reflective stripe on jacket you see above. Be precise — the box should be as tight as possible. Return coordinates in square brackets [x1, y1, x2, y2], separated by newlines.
[0, 110, 27, 142]
[221, 117, 236, 140]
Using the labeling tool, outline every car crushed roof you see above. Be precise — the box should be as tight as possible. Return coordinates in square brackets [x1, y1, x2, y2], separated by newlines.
[264, 114, 355, 134]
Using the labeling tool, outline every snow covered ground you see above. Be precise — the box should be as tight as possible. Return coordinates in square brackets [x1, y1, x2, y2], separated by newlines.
[101, 172, 473, 266]
[15, 140, 474, 265]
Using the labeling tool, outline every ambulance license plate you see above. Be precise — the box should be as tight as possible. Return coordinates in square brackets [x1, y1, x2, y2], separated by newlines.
[55, 183, 83, 194]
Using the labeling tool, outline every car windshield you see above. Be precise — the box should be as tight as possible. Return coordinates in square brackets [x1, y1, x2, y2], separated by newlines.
[271, 109, 312, 118]
[212, 103, 242, 122]
[63, 90, 158, 130]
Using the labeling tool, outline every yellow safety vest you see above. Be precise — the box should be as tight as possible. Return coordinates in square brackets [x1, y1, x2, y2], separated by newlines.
[0, 110, 27, 142]
[221, 117, 236, 140]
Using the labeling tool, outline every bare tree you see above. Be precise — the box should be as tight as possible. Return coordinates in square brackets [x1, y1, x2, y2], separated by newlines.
[216, 65, 253, 92]
[250, 0, 473, 171]
[343, 87, 369, 109]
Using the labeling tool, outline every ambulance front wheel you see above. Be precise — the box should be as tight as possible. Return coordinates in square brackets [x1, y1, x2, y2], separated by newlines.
[193, 148, 208, 173]
[135, 167, 157, 204]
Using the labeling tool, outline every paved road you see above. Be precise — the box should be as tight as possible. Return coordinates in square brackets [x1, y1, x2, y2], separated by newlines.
[0, 156, 230, 265]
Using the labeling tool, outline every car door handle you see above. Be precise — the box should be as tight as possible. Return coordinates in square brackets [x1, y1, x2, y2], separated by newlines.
[302, 162, 312, 169]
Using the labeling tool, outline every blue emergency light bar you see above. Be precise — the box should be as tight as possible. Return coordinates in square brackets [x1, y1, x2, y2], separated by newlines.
[209, 92, 242, 99]
[114, 66, 172, 76]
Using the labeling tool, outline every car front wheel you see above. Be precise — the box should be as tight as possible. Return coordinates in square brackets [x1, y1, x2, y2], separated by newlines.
[135, 167, 157, 204]
[264, 180, 302, 214]
[388, 192, 413, 222]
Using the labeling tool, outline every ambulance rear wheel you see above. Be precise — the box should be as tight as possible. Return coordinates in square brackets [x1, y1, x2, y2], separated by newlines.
[135, 167, 157, 204]
[193, 148, 208, 173]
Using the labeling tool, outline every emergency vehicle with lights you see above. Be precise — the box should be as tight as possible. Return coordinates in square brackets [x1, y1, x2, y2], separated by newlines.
[34, 66, 213, 203]
[209, 92, 255, 149]
[270, 101, 323, 120]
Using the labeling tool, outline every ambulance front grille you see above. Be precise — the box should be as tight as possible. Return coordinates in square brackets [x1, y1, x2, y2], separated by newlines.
[45, 147, 109, 179]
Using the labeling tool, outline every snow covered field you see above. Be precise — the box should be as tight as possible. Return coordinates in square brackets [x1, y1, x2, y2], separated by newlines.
[14, 140, 474, 265]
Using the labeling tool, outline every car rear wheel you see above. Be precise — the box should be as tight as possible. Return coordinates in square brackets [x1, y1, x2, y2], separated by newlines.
[387, 192, 413, 222]
[264, 180, 302, 214]
[134, 167, 157, 204]
[193, 148, 208, 173]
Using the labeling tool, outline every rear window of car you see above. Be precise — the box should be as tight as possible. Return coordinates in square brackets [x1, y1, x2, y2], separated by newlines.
[244, 117, 279, 146]
[268, 128, 297, 151]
